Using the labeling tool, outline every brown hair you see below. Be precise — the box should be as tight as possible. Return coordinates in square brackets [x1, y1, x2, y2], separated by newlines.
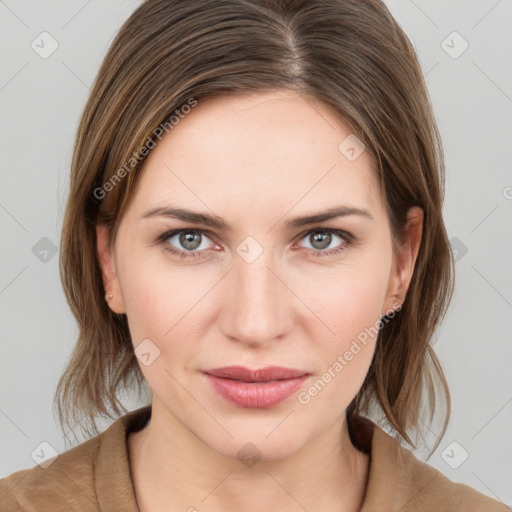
[56, 0, 454, 457]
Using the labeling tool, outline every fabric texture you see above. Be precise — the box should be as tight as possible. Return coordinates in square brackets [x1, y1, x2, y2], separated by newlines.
[0, 405, 509, 511]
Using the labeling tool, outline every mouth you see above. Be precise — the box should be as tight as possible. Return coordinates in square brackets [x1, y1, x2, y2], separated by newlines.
[202, 366, 310, 408]
[203, 365, 310, 382]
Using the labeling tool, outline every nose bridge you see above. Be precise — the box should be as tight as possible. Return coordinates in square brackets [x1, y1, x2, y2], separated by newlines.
[221, 246, 291, 345]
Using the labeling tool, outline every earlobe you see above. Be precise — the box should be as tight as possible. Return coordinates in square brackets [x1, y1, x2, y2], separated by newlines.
[96, 224, 126, 314]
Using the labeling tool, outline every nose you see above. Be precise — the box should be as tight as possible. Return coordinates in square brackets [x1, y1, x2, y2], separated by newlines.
[218, 251, 293, 348]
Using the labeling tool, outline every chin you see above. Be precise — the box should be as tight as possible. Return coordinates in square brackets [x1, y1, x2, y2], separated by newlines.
[193, 416, 314, 464]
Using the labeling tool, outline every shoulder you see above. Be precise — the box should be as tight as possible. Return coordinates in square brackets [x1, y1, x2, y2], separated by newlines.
[350, 415, 510, 512]
[0, 434, 101, 512]
[394, 441, 510, 511]
[0, 406, 150, 512]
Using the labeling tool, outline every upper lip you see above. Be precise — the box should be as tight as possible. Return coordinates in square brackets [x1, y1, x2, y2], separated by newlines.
[203, 366, 309, 383]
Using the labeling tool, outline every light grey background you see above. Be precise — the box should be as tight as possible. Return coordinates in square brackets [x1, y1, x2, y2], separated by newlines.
[1, 0, 511, 506]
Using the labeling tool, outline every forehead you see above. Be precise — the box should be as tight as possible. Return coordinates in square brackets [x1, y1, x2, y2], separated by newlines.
[127, 90, 383, 223]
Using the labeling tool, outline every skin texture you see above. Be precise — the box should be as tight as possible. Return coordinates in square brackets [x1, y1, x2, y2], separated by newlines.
[97, 89, 423, 511]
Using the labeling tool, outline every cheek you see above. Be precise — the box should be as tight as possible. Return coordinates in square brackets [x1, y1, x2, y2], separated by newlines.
[292, 253, 390, 392]
[293, 256, 390, 341]
[120, 271, 196, 393]
[295, 274, 387, 411]
[118, 240, 204, 330]
[118, 258, 214, 373]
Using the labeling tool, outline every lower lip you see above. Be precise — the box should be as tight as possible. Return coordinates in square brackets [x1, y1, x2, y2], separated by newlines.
[204, 374, 309, 408]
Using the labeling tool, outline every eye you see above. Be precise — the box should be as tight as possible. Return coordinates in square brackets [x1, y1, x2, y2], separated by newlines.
[156, 227, 354, 260]
[295, 229, 351, 257]
[157, 229, 217, 258]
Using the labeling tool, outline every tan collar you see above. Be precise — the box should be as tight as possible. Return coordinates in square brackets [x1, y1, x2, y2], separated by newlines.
[92, 405, 496, 512]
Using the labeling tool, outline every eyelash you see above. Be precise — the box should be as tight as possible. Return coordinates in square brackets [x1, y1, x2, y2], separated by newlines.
[156, 228, 354, 260]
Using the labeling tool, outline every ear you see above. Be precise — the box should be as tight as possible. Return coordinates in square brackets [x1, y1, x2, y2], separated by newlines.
[382, 206, 423, 315]
[96, 224, 126, 314]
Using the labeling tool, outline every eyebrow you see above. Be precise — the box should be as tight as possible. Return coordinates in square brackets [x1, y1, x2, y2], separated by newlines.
[141, 205, 374, 230]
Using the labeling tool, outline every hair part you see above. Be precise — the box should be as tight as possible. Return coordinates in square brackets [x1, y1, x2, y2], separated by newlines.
[56, 0, 454, 458]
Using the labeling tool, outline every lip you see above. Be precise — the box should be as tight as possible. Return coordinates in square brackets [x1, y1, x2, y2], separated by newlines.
[204, 365, 309, 382]
[203, 366, 310, 408]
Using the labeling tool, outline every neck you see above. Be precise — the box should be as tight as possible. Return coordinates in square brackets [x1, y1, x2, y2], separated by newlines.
[128, 401, 370, 512]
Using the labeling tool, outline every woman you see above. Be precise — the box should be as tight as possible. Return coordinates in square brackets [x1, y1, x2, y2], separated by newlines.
[0, 0, 508, 511]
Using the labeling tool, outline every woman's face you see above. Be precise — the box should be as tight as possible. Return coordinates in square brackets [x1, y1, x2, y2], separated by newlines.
[98, 89, 421, 460]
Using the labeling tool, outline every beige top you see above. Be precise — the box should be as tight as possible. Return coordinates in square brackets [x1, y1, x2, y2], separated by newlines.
[0, 405, 508, 511]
